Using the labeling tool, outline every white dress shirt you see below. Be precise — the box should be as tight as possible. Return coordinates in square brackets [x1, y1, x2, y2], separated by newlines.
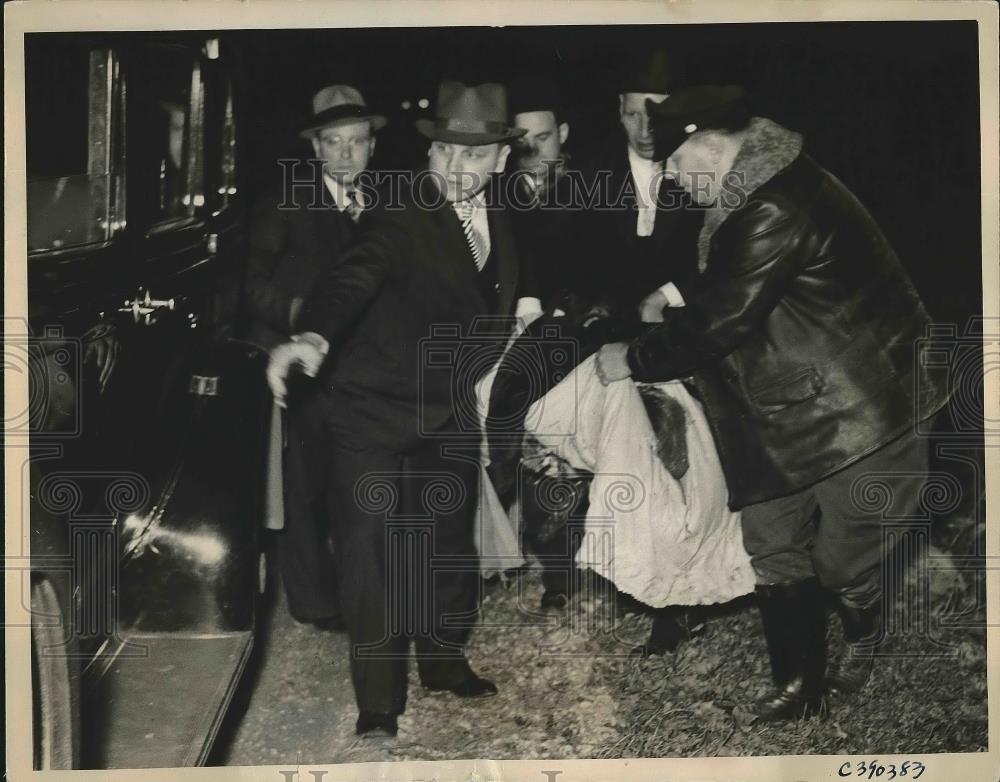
[627, 146, 663, 238]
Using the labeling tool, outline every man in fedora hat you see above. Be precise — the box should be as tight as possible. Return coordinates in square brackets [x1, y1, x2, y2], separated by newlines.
[575, 48, 704, 319]
[564, 48, 710, 657]
[266, 81, 541, 737]
[595, 83, 951, 720]
[245, 83, 386, 633]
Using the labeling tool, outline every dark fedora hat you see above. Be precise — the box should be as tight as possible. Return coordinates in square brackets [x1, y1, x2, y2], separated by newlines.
[299, 84, 387, 139]
[620, 48, 686, 95]
[646, 84, 750, 160]
[416, 81, 527, 145]
[509, 75, 562, 118]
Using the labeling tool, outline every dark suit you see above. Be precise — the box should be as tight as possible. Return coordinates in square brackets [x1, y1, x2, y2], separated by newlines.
[245, 185, 358, 622]
[297, 175, 532, 716]
[577, 138, 704, 317]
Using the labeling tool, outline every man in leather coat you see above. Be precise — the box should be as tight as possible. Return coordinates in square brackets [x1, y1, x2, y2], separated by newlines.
[595, 84, 951, 721]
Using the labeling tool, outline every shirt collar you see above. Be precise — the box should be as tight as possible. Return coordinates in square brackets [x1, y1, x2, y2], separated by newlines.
[627, 145, 663, 180]
[323, 174, 363, 213]
[452, 188, 488, 214]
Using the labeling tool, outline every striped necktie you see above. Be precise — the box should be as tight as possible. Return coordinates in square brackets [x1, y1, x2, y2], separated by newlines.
[345, 189, 363, 224]
[456, 200, 487, 271]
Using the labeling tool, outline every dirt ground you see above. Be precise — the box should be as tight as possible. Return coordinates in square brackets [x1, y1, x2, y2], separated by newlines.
[213, 537, 986, 765]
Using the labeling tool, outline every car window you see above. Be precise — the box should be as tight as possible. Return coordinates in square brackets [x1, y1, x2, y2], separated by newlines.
[146, 48, 205, 227]
[218, 76, 238, 209]
[140, 48, 205, 224]
[25, 40, 125, 253]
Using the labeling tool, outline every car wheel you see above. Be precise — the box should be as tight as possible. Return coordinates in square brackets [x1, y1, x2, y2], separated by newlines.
[31, 577, 79, 770]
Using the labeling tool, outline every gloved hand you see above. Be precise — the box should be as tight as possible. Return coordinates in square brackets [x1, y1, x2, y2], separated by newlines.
[266, 335, 326, 407]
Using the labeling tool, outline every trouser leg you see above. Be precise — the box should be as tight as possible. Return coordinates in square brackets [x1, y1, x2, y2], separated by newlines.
[326, 443, 409, 717]
[740, 488, 820, 586]
[405, 433, 482, 686]
[740, 489, 826, 719]
[811, 429, 930, 695]
[278, 408, 340, 620]
[811, 428, 930, 608]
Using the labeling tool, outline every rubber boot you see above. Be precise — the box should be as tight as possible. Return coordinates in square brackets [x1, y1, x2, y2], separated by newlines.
[827, 597, 881, 696]
[753, 578, 827, 721]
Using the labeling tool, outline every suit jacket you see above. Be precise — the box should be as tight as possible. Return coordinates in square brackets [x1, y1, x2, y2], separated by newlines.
[507, 168, 589, 308]
[244, 185, 358, 351]
[297, 175, 532, 451]
[577, 137, 704, 317]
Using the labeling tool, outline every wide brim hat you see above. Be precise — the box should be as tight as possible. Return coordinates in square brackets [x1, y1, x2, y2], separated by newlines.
[300, 84, 387, 138]
[416, 81, 527, 145]
[509, 75, 562, 118]
[646, 84, 750, 160]
[619, 48, 686, 96]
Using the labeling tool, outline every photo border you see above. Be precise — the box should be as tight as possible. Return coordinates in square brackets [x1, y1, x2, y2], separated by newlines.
[5, 1, 998, 780]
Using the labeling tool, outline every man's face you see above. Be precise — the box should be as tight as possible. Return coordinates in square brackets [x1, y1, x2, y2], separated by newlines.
[666, 134, 726, 206]
[619, 92, 667, 160]
[311, 119, 375, 185]
[427, 140, 510, 202]
[512, 110, 568, 180]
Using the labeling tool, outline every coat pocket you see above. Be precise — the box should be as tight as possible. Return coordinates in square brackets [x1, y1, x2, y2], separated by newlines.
[750, 367, 824, 414]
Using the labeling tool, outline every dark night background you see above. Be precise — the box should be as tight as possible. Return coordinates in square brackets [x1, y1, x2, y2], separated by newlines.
[226, 20, 983, 328]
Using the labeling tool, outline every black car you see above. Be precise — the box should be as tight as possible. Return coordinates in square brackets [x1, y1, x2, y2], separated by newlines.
[23, 32, 271, 769]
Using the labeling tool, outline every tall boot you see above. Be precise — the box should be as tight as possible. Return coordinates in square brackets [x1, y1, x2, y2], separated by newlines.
[827, 597, 881, 696]
[753, 578, 827, 721]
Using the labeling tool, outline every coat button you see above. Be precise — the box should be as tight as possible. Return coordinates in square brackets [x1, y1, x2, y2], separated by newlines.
[494, 282, 501, 291]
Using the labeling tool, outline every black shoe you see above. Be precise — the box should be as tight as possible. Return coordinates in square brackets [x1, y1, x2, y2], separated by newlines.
[751, 579, 827, 722]
[827, 598, 881, 696]
[631, 606, 705, 657]
[355, 712, 398, 737]
[754, 678, 827, 721]
[614, 590, 649, 618]
[540, 590, 569, 610]
[424, 673, 498, 698]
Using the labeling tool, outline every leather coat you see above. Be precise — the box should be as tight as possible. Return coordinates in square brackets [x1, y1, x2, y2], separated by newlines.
[626, 118, 951, 508]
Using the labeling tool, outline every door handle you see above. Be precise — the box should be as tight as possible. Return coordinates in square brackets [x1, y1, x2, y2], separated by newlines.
[119, 289, 177, 325]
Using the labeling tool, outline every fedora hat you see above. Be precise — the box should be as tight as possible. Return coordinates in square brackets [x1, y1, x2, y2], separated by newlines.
[416, 81, 527, 145]
[299, 84, 387, 139]
[620, 48, 686, 95]
[509, 75, 562, 118]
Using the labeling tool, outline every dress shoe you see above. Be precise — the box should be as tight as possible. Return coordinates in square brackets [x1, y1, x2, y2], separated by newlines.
[355, 712, 398, 737]
[424, 673, 498, 698]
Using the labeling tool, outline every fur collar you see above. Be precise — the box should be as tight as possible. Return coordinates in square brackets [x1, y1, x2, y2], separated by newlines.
[696, 117, 804, 271]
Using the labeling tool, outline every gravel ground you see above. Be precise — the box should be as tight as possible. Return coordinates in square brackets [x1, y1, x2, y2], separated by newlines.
[214, 540, 986, 765]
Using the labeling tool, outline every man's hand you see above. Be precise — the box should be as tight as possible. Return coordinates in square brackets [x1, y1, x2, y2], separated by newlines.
[595, 342, 632, 385]
[582, 303, 610, 328]
[266, 339, 325, 407]
[638, 289, 668, 323]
